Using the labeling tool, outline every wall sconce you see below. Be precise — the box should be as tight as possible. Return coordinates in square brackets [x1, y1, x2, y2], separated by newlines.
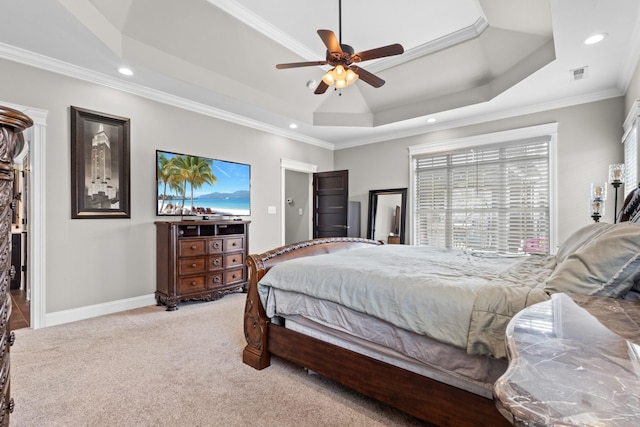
[609, 163, 625, 223]
[589, 183, 606, 223]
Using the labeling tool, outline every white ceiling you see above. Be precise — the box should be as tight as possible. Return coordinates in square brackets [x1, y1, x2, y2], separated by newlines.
[0, 0, 639, 149]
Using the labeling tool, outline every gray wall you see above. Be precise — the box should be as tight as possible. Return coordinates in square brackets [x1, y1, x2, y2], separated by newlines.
[336, 97, 626, 247]
[0, 58, 333, 314]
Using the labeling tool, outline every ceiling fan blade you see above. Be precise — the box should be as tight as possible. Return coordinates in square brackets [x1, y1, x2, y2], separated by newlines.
[276, 61, 328, 69]
[352, 43, 404, 62]
[317, 29, 342, 54]
[314, 80, 330, 94]
[351, 66, 385, 88]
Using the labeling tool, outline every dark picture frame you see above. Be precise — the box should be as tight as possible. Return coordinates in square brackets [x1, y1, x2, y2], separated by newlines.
[70, 106, 130, 219]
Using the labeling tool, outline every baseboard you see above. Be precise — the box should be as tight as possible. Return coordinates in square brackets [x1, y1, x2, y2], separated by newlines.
[44, 294, 157, 327]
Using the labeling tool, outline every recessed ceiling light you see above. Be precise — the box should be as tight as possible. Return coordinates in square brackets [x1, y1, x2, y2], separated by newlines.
[289, 123, 298, 129]
[584, 33, 607, 45]
[306, 80, 317, 90]
[118, 67, 133, 76]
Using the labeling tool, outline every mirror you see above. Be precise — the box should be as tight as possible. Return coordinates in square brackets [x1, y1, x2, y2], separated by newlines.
[367, 188, 407, 244]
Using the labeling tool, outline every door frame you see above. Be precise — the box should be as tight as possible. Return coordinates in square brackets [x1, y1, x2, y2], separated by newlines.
[4, 101, 47, 329]
[280, 159, 317, 246]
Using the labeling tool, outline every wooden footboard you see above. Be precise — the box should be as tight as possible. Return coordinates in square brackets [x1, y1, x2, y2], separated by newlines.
[242, 237, 509, 426]
[242, 237, 381, 369]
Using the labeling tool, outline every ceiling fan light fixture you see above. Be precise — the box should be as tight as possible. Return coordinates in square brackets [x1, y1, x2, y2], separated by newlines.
[322, 65, 359, 89]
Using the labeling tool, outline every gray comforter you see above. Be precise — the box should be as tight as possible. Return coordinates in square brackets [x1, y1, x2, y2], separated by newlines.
[258, 245, 555, 358]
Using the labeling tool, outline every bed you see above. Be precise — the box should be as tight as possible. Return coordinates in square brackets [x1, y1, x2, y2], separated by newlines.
[242, 222, 640, 426]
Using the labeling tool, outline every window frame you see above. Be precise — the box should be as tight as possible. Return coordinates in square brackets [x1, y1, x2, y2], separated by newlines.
[623, 99, 640, 196]
[408, 123, 558, 253]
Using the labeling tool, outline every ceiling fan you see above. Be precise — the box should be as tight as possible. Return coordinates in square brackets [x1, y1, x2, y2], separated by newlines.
[275, 0, 404, 94]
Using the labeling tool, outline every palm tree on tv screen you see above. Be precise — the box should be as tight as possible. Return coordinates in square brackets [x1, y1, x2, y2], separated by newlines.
[158, 154, 217, 214]
[171, 155, 217, 212]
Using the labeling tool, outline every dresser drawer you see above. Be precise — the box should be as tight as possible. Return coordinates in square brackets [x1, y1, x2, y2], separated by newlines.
[208, 238, 224, 253]
[177, 275, 207, 293]
[225, 268, 244, 285]
[224, 237, 244, 252]
[178, 257, 206, 275]
[208, 273, 223, 289]
[224, 253, 244, 268]
[208, 255, 223, 271]
[178, 239, 206, 257]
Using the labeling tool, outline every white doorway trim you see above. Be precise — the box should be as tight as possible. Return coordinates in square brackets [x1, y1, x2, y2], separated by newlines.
[4, 101, 47, 329]
[280, 159, 317, 246]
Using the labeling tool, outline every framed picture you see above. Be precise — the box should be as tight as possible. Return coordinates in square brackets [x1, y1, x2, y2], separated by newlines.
[70, 106, 131, 219]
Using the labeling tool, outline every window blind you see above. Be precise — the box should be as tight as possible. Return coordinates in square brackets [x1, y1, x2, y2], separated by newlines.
[413, 137, 551, 254]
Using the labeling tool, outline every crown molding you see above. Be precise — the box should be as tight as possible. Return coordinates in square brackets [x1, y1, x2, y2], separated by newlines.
[206, 0, 319, 60]
[0, 42, 334, 151]
[206, 0, 487, 74]
[336, 88, 622, 150]
[367, 17, 488, 73]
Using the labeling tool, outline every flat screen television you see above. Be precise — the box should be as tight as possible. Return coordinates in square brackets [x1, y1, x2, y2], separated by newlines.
[156, 149, 250, 217]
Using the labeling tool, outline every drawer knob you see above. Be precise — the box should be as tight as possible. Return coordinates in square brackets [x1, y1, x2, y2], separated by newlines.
[8, 332, 15, 346]
[190, 281, 197, 286]
[191, 245, 197, 250]
[232, 258, 238, 263]
[214, 259, 220, 265]
[232, 274, 237, 279]
[214, 276, 220, 283]
[8, 398, 14, 413]
[232, 242, 237, 247]
[191, 263, 197, 268]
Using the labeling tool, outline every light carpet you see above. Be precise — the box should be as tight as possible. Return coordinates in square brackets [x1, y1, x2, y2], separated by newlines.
[10, 293, 427, 426]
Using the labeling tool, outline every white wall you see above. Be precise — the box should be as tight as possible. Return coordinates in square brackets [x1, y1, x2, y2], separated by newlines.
[336, 97, 626, 246]
[0, 58, 333, 317]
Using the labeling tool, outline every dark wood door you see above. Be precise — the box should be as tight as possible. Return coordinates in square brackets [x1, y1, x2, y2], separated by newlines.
[313, 170, 349, 238]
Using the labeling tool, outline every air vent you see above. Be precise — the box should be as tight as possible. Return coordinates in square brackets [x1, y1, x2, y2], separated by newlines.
[570, 66, 588, 81]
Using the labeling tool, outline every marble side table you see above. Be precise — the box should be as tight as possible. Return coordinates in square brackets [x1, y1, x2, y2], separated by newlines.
[493, 292, 640, 426]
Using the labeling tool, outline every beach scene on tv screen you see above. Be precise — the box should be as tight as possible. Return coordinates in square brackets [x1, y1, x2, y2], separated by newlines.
[157, 151, 250, 216]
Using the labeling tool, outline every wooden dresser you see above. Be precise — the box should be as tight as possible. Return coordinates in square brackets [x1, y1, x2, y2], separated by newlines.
[0, 106, 33, 426]
[155, 220, 250, 310]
